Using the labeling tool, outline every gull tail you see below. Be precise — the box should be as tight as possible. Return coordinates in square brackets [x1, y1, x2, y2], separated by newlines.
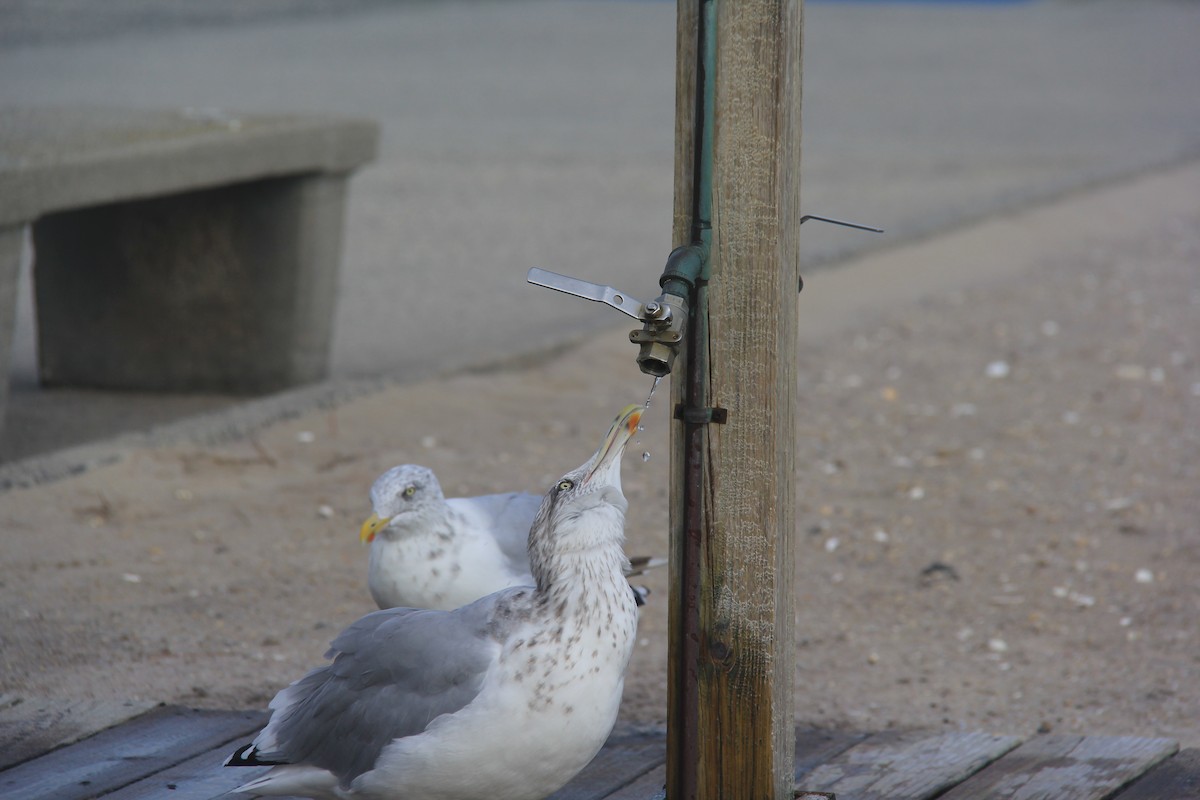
[224, 743, 285, 767]
[624, 555, 668, 578]
[230, 764, 341, 797]
[624, 555, 665, 607]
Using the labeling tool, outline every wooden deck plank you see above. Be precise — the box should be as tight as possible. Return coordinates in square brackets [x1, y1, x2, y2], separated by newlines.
[800, 729, 1023, 800]
[546, 728, 869, 800]
[1115, 748, 1200, 800]
[0, 706, 265, 800]
[101, 739, 274, 800]
[102, 727, 664, 800]
[544, 735, 666, 800]
[794, 728, 871, 782]
[0, 697, 156, 772]
[938, 735, 1179, 800]
[601, 763, 666, 800]
[5, 703, 1191, 800]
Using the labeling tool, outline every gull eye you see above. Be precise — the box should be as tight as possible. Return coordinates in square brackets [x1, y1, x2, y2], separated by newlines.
[403, 486, 417, 498]
[556, 479, 574, 493]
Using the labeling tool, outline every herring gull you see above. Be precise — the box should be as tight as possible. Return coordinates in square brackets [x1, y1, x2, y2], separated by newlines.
[359, 464, 662, 611]
[225, 404, 645, 800]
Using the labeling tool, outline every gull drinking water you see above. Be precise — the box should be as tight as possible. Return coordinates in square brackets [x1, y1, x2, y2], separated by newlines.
[359, 465, 662, 611]
[225, 405, 645, 800]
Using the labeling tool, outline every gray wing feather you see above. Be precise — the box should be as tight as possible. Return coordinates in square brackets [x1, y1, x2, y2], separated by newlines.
[252, 596, 506, 784]
[485, 492, 543, 569]
[447, 491, 542, 573]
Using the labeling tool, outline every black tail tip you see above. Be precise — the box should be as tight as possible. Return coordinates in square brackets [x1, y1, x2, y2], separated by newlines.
[224, 743, 278, 767]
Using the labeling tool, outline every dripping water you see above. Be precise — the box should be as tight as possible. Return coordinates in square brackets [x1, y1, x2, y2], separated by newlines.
[644, 374, 663, 408]
[637, 375, 664, 462]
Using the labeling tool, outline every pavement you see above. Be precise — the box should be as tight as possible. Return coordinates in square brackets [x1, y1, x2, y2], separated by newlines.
[0, 0, 1198, 466]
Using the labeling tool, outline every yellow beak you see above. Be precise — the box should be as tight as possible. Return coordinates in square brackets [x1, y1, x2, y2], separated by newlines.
[582, 404, 643, 487]
[359, 512, 391, 544]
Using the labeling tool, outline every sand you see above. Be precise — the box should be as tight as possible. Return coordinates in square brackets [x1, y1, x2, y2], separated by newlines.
[1, 161, 1196, 766]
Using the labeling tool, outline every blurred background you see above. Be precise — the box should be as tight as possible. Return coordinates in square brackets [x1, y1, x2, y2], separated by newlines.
[1, 0, 1198, 461]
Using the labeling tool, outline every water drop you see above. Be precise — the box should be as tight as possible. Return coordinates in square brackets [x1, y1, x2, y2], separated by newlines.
[644, 375, 663, 408]
[635, 375, 660, 462]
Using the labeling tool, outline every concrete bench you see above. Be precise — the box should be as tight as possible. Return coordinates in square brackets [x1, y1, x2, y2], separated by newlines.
[0, 106, 378, 431]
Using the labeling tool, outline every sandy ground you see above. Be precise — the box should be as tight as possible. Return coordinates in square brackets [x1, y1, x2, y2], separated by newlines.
[1, 162, 1197, 766]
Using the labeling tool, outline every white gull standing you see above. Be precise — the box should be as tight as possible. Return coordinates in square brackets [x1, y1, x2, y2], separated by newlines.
[358, 465, 538, 610]
[225, 405, 645, 800]
[359, 465, 662, 612]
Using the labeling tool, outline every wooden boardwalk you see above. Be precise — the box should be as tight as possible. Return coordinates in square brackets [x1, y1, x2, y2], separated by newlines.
[1, 706, 1195, 800]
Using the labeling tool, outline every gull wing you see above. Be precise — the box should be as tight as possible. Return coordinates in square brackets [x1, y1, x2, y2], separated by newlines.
[239, 595, 510, 785]
[447, 490, 543, 575]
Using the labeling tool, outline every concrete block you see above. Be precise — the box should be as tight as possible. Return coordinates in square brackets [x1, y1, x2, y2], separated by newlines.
[0, 226, 22, 424]
[0, 107, 378, 226]
[32, 174, 348, 392]
[0, 106, 377, 406]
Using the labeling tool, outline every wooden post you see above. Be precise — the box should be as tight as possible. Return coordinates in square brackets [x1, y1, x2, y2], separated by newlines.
[667, 0, 801, 798]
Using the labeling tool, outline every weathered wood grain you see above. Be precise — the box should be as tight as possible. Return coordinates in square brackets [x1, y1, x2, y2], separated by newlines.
[0, 696, 155, 772]
[103, 728, 664, 800]
[0, 706, 264, 800]
[6, 702, 1186, 800]
[793, 729, 871, 782]
[604, 729, 865, 800]
[545, 735, 666, 800]
[939, 734, 1179, 800]
[801, 729, 1023, 800]
[1115, 747, 1200, 800]
[666, 0, 804, 797]
[104, 741, 273, 800]
[604, 762, 668, 800]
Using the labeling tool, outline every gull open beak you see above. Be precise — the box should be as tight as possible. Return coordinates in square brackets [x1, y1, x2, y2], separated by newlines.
[581, 404, 643, 488]
[359, 512, 390, 544]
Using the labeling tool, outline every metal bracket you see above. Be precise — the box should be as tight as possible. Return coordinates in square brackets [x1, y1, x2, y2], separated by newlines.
[630, 328, 683, 345]
[674, 403, 728, 424]
[798, 214, 884, 293]
[800, 214, 883, 234]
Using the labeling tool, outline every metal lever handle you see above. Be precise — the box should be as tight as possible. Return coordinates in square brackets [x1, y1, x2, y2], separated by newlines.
[527, 268, 648, 320]
[800, 214, 884, 233]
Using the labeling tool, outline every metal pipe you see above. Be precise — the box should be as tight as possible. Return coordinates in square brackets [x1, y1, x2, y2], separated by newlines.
[676, 279, 707, 800]
[672, 0, 716, 797]
[693, 0, 716, 247]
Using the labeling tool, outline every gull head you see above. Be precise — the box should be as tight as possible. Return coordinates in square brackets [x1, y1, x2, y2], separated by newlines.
[359, 464, 446, 543]
[530, 404, 643, 557]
